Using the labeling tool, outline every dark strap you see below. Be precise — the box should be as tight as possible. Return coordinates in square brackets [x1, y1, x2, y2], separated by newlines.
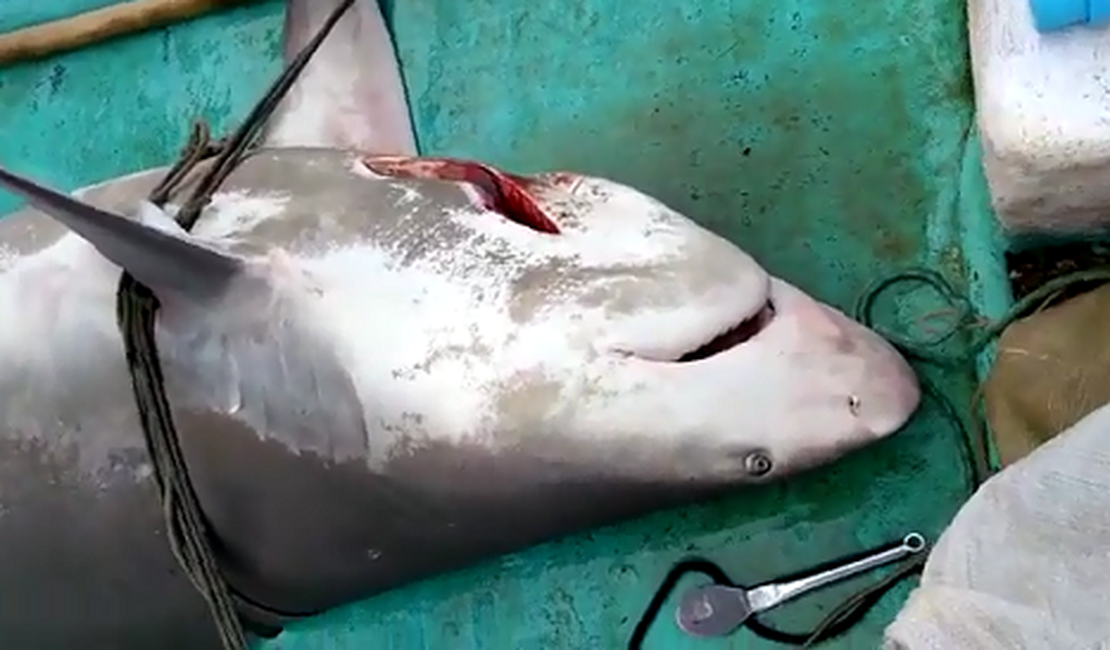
[115, 1, 357, 647]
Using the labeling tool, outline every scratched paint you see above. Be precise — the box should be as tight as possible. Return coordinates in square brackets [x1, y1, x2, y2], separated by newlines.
[0, 0, 1010, 648]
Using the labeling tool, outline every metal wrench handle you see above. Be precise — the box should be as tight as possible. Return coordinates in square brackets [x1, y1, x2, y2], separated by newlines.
[745, 533, 927, 613]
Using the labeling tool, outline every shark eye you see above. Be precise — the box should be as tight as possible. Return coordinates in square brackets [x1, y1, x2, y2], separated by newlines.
[362, 156, 561, 234]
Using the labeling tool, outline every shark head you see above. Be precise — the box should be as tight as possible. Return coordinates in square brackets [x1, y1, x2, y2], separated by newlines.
[334, 154, 922, 482]
[0, 0, 919, 491]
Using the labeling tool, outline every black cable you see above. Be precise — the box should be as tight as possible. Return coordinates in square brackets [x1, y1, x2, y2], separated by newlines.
[626, 552, 925, 648]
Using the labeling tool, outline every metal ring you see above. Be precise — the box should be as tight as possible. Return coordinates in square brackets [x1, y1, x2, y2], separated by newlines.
[903, 532, 927, 552]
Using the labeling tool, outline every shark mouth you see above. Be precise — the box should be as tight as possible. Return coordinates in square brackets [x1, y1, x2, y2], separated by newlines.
[673, 300, 776, 362]
[364, 155, 777, 363]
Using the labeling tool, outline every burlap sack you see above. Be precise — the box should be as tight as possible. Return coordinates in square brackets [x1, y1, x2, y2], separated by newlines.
[983, 282, 1110, 467]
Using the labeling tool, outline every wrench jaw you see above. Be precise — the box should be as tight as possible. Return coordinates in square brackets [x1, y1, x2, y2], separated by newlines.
[675, 584, 754, 638]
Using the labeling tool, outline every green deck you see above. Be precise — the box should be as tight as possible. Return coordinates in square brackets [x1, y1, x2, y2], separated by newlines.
[0, 0, 1012, 647]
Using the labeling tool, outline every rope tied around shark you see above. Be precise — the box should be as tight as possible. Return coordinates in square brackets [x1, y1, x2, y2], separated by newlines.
[114, 3, 578, 646]
[116, 1, 363, 647]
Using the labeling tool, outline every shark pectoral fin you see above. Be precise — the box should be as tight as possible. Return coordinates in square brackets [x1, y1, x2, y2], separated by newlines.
[0, 166, 245, 304]
[263, 0, 418, 156]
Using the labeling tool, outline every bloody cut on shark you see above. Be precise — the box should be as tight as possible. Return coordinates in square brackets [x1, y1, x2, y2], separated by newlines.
[362, 156, 563, 234]
[0, 0, 920, 648]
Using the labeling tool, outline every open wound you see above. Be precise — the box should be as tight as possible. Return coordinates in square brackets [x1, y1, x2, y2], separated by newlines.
[362, 156, 561, 234]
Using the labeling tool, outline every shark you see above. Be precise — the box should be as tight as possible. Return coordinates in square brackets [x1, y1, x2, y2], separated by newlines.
[0, 0, 921, 648]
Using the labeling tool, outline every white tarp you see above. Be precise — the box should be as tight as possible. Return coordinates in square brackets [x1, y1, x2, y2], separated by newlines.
[883, 400, 1110, 649]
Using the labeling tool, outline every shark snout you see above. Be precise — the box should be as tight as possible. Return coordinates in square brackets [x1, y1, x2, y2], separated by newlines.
[851, 341, 920, 436]
[769, 278, 921, 440]
[816, 304, 922, 437]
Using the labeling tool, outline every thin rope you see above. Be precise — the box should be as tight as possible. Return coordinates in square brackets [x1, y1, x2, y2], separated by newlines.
[114, 1, 356, 647]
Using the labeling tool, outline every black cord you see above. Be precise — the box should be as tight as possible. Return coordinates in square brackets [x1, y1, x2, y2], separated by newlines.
[626, 552, 925, 649]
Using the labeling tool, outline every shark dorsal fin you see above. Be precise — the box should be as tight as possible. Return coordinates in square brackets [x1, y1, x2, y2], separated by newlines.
[263, 0, 418, 155]
[0, 166, 243, 303]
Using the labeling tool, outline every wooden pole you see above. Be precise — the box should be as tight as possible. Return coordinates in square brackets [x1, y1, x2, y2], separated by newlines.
[0, 0, 255, 68]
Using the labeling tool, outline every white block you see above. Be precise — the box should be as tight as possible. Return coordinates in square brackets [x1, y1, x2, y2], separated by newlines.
[971, 0, 1110, 233]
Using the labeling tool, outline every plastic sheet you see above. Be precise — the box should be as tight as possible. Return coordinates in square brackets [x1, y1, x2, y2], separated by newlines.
[884, 400, 1110, 648]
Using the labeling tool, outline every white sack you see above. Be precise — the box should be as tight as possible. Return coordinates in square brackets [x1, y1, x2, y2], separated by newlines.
[883, 400, 1110, 649]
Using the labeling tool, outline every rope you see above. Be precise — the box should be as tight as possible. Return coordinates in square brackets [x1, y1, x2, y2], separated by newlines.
[114, 1, 356, 648]
[629, 265, 1110, 647]
[853, 267, 1110, 369]
[853, 266, 1110, 484]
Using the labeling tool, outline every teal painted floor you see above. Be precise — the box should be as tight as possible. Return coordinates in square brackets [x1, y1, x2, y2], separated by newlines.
[0, 1, 1012, 648]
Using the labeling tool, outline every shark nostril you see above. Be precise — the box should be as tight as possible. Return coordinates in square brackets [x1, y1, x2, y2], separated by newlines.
[848, 395, 861, 416]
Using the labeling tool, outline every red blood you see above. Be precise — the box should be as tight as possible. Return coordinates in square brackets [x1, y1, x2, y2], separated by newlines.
[362, 156, 561, 234]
